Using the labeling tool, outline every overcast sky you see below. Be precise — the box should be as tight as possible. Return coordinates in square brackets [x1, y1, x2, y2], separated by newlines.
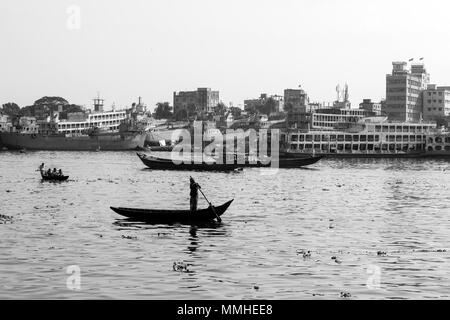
[1, 0, 450, 111]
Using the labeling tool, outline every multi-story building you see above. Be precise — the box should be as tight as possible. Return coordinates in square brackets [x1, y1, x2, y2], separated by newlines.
[18, 117, 39, 133]
[0, 113, 12, 132]
[173, 88, 219, 115]
[423, 84, 450, 122]
[385, 61, 429, 122]
[359, 99, 382, 116]
[284, 88, 309, 112]
[244, 93, 284, 113]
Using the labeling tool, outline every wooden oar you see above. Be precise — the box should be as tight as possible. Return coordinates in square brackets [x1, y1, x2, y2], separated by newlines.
[198, 188, 222, 223]
[190, 176, 222, 222]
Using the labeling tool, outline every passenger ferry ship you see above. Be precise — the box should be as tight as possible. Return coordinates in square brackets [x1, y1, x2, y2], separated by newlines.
[423, 129, 450, 156]
[284, 108, 438, 157]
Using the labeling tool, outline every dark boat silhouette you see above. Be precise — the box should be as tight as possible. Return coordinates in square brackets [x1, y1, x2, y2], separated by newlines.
[40, 171, 69, 181]
[38, 165, 69, 181]
[110, 199, 233, 223]
[137, 153, 323, 171]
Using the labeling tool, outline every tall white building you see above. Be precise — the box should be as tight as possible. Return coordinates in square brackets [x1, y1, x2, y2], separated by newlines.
[385, 62, 429, 122]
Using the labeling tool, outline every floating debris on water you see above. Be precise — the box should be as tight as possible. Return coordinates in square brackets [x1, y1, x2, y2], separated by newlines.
[173, 261, 190, 273]
[331, 256, 342, 264]
[157, 232, 170, 237]
[312, 293, 325, 297]
[297, 249, 312, 258]
[0, 214, 13, 224]
[296, 249, 311, 259]
[122, 235, 137, 240]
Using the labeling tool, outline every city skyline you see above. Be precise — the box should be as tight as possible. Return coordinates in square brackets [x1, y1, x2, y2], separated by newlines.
[2, 0, 450, 111]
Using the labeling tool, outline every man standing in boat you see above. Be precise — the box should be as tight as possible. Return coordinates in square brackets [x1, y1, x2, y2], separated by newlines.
[190, 177, 201, 213]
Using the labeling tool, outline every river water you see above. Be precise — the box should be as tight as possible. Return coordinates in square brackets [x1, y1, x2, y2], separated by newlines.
[0, 150, 449, 299]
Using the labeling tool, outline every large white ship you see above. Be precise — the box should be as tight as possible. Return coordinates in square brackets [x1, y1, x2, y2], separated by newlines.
[0, 97, 146, 151]
[283, 108, 441, 157]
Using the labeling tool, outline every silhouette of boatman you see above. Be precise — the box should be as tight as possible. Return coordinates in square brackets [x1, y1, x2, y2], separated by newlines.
[190, 177, 201, 213]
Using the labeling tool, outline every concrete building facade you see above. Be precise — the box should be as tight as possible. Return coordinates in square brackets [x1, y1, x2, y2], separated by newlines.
[423, 84, 450, 121]
[284, 89, 309, 112]
[359, 99, 382, 116]
[173, 88, 219, 115]
[244, 93, 284, 113]
[0, 114, 11, 132]
[385, 62, 429, 122]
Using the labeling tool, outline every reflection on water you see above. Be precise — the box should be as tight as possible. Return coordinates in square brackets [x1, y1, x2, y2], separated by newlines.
[0, 150, 449, 299]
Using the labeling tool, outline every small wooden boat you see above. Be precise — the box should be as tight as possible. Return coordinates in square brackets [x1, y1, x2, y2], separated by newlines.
[40, 170, 69, 181]
[137, 153, 323, 171]
[110, 199, 233, 223]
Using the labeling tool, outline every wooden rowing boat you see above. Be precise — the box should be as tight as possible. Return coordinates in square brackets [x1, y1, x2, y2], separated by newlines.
[40, 171, 69, 181]
[137, 153, 324, 171]
[110, 199, 233, 223]
[137, 153, 242, 171]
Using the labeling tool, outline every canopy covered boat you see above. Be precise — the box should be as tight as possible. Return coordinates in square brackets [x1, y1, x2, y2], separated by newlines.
[110, 199, 233, 223]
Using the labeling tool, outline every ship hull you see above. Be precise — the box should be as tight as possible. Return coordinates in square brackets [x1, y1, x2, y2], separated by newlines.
[0, 132, 146, 151]
[283, 151, 427, 158]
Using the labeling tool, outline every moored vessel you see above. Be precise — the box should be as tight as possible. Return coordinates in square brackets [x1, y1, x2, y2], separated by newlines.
[0, 96, 146, 151]
[0, 130, 146, 151]
[284, 109, 438, 158]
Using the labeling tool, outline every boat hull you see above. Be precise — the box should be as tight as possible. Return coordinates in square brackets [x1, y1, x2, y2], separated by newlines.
[111, 199, 233, 223]
[41, 174, 69, 181]
[137, 153, 323, 171]
[283, 151, 427, 158]
[0, 132, 146, 151]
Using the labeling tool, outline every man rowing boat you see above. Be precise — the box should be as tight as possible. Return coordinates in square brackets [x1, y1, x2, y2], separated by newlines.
[190, 177, 201, 213]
